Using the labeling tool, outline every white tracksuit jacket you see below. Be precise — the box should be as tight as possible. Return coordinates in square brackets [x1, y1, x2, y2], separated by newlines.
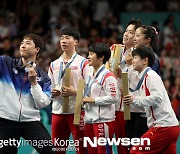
[84, 65, 119, 124]
[48, 53, 92, 114]
[110, 44, 141, 112]
[132, 68, 179, 128]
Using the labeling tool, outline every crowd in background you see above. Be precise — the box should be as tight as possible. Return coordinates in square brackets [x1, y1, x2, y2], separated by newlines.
[0, 0, 179, 120]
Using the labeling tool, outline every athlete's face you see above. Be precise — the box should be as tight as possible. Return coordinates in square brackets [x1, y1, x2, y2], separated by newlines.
[134, 28, 149, 48]
[132, 55, 147, 73]
[60, 35, 78, 53]
[123, 24, 135, 47]
[88, 51, 103, 68]
[19, 38, 39, 59]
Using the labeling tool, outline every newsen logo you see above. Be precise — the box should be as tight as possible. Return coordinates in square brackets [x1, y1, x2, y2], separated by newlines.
[83, 137, 150, 151]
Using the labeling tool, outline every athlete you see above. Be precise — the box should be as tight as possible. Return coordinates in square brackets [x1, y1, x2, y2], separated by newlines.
[124, 47, 179, 154]
[48, 27, 91, 154]
[109, 19, 143, 153]
[82, 42, 119, 154]
[0, 34, 54, 153]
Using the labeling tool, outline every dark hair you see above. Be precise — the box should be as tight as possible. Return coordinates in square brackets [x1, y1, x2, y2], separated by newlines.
[89, 43, 111, 64]
[132, 47, 155, 67]
[127, 19, 143, 30]
[61, 27, 80, 41]
[139, 25, 160, 47]
[23, 33, 43, 52]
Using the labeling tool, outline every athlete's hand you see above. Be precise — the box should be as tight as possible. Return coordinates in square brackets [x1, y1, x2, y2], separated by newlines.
[62, 86, 77, 97]
[125, 52, 133, 66]
[123, 95, 134, 105]
[28, 67, 37, 86]
[116, 67, 122, 79]
[82, 96, 95, 103]
[51, 89, 61, 98]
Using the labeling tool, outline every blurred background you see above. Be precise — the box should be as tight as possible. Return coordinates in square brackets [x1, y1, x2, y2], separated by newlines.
[0, 0, 179, 123]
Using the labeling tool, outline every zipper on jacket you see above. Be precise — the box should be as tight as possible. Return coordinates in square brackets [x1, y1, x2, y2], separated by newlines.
[18, 90, 23, 121]
[18, 73, 26, 121]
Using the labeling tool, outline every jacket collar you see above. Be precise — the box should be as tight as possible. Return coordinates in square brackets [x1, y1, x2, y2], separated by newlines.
[16, 58, 24, 69]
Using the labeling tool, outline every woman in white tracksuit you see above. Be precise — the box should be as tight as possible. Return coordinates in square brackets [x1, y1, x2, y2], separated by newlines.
[124, 47, 179, 154]
[82, 43, 119, 154]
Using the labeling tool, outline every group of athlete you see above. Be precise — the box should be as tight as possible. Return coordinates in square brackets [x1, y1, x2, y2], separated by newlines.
[0, 19, 179, 154]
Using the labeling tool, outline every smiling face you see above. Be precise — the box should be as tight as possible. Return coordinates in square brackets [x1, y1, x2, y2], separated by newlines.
[134, 27, 150, 48]
[19, 38, 39, 60]
[60, 35, 78, 53]
[123, 24, 135, 48]
[132, 55, 147, 73]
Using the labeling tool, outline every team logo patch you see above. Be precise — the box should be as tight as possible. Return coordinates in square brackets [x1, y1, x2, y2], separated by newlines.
[36, 77, 42, 81]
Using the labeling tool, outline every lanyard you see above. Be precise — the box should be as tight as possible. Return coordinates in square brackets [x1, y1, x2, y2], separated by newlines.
[84, 65, 105, 97]
[57, 53, 77, 85]
[120, 59, 126, 65]
[129, 67, 151, 92]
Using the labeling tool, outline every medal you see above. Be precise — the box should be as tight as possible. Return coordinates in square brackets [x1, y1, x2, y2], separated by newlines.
[55, 85, 62, 91]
